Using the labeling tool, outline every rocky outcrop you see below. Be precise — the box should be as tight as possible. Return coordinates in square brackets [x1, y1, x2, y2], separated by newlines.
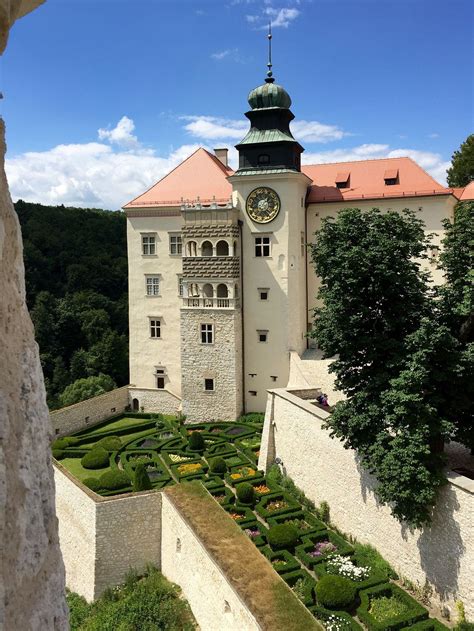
[1, 1, 69, 628]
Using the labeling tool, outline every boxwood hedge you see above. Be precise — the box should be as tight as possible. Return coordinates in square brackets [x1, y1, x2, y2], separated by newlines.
[356, 583, 428, 631]
[81, 447, 110, 470]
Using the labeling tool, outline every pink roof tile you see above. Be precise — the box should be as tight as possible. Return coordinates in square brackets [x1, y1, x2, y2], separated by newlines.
[303, 157, 450, 203]
[123, 148, 233, 209]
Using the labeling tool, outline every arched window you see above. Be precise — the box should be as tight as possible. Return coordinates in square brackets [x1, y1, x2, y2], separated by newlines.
[258, 154, 270, 165]
[186, 241, 197, 257]
[189, 283, 199, 297]
[216, 240, 229, 256]
[216, 284, 228, 298]
[201, 240, 213, 257]
[202, 283, 214, 297]
[132, 398, 139, 411]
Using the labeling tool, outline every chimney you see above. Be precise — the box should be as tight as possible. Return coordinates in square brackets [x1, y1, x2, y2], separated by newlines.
[214, 148, 228, 168]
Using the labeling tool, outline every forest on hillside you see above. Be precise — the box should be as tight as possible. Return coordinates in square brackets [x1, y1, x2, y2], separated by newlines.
[15, 200, 128, 410]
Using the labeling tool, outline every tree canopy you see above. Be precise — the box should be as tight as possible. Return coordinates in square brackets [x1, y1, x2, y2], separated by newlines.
[447, 134, 474, 188]
[310, 205, 473, 527]
[16, 201, 128, 409]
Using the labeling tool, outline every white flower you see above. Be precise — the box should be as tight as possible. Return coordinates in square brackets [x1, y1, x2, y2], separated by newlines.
[325, 555, 369, 581]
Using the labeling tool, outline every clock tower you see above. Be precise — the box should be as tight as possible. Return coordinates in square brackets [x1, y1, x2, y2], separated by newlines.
[229, 31, 313, 413]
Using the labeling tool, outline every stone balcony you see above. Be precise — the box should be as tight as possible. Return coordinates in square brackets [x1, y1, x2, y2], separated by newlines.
[182, 297, 239, 310]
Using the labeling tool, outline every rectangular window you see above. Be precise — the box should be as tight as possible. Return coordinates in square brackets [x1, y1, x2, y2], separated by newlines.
[259, 288, 269, 301]
[258, 330, 268, 343]
[142, 234, 156, 256]
[150, 319, 161, 338]
[146, 276, 160, 296]
[178, 276, 184, 297]
[169, 234, 182, 255]
[248, 390, 257, 396]
[301, 232, 305, 257]
[155, 367, 166, 389]
[201, 323, 214, 344]
[255, 236, 270, 257]
[204, 378, 215, 391]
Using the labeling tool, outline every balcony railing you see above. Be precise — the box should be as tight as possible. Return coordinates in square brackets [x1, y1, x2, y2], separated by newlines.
[183, 298, 237, 309]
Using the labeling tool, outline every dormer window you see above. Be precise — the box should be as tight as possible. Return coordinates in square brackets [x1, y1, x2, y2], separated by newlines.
[335, 172, 350, 189]
[384, 169, 399, 186]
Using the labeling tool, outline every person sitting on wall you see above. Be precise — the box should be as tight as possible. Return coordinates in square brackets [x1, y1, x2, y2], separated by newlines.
[316, 393, 329, 407]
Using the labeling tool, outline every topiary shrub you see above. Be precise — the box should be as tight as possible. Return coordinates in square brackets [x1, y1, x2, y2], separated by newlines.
[133, 463, 152, 492]
[236, 482, 255, 506]
[52, 448, 65, 460]
[267, 523, 299, 550]
[95, 435, 122, 451]
[188, 431, 205, 452]
[81, 447, 110, 470]
[99, 470, 131, 491]
[52, 436, 79, 450]
[315, 575, 357, 611]
[209, 457, 227, 475]
[83, 477, 101, 492]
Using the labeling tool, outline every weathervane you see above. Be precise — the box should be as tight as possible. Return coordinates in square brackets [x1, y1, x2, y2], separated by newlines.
[266, 22, 275, 83]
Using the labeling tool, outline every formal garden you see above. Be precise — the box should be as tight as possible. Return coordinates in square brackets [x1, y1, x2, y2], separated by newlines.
[52, 413, 462, 631]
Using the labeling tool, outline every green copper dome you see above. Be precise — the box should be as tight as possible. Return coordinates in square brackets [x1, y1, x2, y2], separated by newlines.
[248, 81, 292, 110]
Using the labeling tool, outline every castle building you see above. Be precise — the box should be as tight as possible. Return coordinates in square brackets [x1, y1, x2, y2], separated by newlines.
[123, 65, 474, 422]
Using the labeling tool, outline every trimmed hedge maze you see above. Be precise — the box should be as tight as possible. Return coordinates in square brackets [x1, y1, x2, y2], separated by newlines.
[53, 412, 449, 630]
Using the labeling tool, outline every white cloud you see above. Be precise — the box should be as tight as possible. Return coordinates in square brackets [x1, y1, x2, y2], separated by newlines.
[302, 144, 450, 185]
[292, 120, 348, 143]
[97, 116, 140, 149]
[181, 116, 248, 140]
[428, 133, 440, 139]
[210, 48, 243, 62]
[265, 7, 300, 28]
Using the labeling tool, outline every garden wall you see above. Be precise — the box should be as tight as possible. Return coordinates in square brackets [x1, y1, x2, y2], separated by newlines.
[258, 388, 474, 620]
[54, 464, 162, 601]
[128, 386, 181, 416]
[50, 385, 130, 436]
[161, 493, 261, 631]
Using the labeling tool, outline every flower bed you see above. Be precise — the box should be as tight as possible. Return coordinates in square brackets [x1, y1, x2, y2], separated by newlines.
[281, 568, 316, 607]
[267, 510, 326, 536]
[170, 460, 208, 479]
[310, 605, 364, 631]
[296, 530, 354, 568]
[262, 548, 300, 574]
[222, 505, 254, 524]
[209, 487, 234, 506]
[225, 464, 263, 485]
[240, 521, 268, 547]
[314, 553, 387, 593]
[356, 583, 428, 630]
[255, 492, 300, 518]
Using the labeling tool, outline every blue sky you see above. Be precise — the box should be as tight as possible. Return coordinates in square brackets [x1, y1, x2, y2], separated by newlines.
[4, 0, 473, 209]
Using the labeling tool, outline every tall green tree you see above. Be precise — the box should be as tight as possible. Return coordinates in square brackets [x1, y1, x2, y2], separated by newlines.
[59, 374, 116, 408]
[446, 134, 474, 187]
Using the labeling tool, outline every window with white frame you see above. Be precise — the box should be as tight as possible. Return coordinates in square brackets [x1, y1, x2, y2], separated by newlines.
[146, 275, 160, 296]
[201, 323, 214, 344]
[155, 366, 166, 389]
[178, 275, 184, 297]
[142, 234, 156, 256]
[169, 234, 182, 255]
[149, 319, 161, 338]
[255, 236, 271, 257]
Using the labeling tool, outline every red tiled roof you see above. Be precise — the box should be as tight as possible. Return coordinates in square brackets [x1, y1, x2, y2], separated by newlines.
[454, 181, 474, 201]
[302, 157, 450, 203]
[123, 148, 233, 209]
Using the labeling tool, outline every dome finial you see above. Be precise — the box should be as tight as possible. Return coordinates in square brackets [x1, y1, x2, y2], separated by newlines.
[266, 22, 274, 84]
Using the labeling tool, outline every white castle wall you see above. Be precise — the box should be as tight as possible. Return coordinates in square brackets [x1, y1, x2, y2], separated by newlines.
[161, 494, 260, 631]
[50, 385, 130, 436]
[128, 385, 181, 415]
[258, 388, 474, 619]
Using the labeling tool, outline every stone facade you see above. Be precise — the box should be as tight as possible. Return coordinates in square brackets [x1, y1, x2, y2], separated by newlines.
[54, 465, 162, 601]
[259, 388, 474, 619]
[161, 494, 260, 631]
[128, 386, 181, 415]
[181, 309, 243, 422]
[182, 255, 240, 279]
[182, 224, 240, 239]
[50, 385, 130, 437]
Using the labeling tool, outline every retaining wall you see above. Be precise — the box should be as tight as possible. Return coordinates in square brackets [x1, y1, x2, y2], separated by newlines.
[50, 385, 130, 436]
[128, 386, 181, 415]
[258, 388, 474, 619]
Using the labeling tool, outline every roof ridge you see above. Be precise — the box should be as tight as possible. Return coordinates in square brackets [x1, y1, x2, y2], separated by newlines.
[403, 156, 446, 190]
[203, 148, 234, 175]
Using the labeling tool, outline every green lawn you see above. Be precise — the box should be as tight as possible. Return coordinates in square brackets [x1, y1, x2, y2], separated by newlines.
[61, 457, 110, 481]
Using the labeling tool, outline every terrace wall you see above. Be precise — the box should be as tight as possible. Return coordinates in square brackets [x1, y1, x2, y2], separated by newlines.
[128, 386, 181, 415]
[50, 385, 130, 436]
[161, 493, 261, 631]
[258, 388, 474, 619]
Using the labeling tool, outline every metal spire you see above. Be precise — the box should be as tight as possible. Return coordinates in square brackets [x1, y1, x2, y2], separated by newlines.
[265, 22, 275, 83]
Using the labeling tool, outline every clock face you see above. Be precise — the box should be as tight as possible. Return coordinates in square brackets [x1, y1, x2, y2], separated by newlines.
[246, 187, 281, 224]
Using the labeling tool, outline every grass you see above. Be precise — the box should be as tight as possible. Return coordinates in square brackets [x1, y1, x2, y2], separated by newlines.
[369, 595, 410, 621]
[353, 542, 398, 579]
[61, 457, 110, 481]
[165, 482, 322, 631]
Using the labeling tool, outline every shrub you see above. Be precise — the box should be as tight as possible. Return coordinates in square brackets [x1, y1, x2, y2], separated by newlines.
[133, 464, 152, 492]
[95, 435, 122, 451]
[209, 457, 227, 475]
[52, 448, 65, 460]
[315, 575, 357, 611]
[99, 470, 131, 491]
[52, 436, 78, 450]
[357, 583, 428, 630]
[236, 482, 255, 505]
[188, 431, 205, 452]
[81, 447, 110, 469]
[83, 477, 101, 492]
[267, 523, 299, 550]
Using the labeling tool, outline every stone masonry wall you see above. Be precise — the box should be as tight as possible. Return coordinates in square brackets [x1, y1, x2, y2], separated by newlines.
[50, 385, 130, 437]
[181, 309, 243, 422]
[182, 256, 240, 278]
[259, 389, 474, 619]
[128, 386, 181, 415]
[161, 494, 260, 631]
